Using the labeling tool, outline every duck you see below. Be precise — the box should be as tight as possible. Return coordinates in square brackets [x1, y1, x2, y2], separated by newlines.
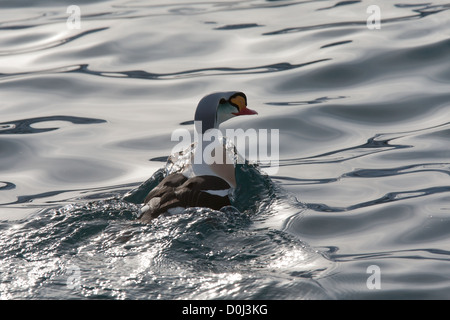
[138, 91, 257, 223]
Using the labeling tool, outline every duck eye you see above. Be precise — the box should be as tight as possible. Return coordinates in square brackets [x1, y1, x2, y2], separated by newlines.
[219, 98, 227, 104]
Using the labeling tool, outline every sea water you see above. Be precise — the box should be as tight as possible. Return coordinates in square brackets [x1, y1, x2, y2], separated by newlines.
[0, 0, 449, 299]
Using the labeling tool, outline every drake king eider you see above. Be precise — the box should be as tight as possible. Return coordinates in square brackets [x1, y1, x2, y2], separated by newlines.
[138, 91, 257, 223]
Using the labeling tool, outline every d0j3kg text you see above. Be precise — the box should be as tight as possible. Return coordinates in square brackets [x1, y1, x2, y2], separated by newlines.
[226, 304, 268, 316]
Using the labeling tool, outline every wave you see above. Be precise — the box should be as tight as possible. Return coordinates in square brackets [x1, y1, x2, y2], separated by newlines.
[263, 3, 450, 35]
[0, 59, 330, 82]
[0, 115, 106, 135]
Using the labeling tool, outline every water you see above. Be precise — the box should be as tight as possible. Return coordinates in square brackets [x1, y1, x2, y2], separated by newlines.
[0, 0, 449, 300]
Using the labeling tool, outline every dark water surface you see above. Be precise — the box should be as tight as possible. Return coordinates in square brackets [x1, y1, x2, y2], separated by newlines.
[1, 0, 449, 299]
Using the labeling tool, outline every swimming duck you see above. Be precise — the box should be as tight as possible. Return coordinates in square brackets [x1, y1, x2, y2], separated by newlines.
[138, 91, 257, 223]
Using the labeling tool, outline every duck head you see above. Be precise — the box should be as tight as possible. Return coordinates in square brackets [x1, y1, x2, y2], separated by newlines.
[194, 91, 257, 134]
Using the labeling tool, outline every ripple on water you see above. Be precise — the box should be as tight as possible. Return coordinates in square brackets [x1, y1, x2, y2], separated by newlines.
[0, 0, 449, 300]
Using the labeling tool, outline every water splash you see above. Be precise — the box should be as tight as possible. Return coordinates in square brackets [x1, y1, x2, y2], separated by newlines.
[0, 138, 331, 299]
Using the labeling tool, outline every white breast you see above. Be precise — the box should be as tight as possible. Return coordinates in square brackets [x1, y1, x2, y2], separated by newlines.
[182, 142, 236, 188]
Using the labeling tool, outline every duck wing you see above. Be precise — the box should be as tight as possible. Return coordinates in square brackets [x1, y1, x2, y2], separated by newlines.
[138, 173, 231, 223]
